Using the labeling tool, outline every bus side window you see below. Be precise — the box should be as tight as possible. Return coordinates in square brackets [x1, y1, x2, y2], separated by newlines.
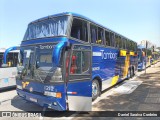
[71, 18, 88, 42]
[105, 31, 110, 46]
[126, 39, 129, 50]
[90, 24, 97, 44]
[97, 27, 104, 45]
[115, 35, 119, 48]
[110, 33, 115, 47]
[119, 36, 122, 49]
[135, 42, 137, 51]
[130, 41, 133, 51]
[123, 38, 126, 49]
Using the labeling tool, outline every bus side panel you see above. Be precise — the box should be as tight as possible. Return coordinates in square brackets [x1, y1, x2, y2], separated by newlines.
[92, 46, 120, 90]
[67, 80, 92, 111]
[0, 67, 17, 89]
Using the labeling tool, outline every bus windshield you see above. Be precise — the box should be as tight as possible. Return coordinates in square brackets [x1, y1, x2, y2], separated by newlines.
[23, 16, 69, 41]
[20, 44, 62, 83]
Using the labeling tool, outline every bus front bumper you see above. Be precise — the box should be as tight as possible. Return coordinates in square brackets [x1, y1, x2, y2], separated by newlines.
[16, 89, 66, 111]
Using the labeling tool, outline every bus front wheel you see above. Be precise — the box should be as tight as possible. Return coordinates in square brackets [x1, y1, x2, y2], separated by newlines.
[92, 79, 100, 101]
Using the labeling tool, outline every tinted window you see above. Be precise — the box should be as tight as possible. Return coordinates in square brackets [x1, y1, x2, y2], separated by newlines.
[126, 40, 130, 50]
[110, 33, 115, 47]
[71, 18, 88, 42]
[97, 27, 104, 45]
[90, 24, 97, 44]
[115, 35, 119, 48]
[135, 43, 137, 51]
[105, 31, 110, 46]
[7, 53, 19, 67]
[23, 16, 69, 41]
[122, 38, 126, 49]
[130, 41, 134, 51]
[119, 36, 122, 48]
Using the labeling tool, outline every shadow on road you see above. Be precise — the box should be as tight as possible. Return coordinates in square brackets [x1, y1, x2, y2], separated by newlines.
[92, 65, 160, 112]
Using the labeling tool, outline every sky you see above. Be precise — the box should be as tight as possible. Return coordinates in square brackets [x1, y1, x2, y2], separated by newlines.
[0, 0, 160, 48]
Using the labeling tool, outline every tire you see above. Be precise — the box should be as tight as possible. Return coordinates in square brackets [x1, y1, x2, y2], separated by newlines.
[130, 68, 133, 78]
[132, 68, 135, 77]
[127, 68, 131, 79]
[92, 79, 100, 101]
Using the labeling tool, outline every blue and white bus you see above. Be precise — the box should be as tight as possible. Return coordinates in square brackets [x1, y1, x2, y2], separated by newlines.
[11, 12, 138, 111]
[138, 45, 152, 71]
[0, 48, 19, 89]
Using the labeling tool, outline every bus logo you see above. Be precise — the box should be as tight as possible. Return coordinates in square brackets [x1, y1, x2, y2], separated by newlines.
[22, 82, 29, 88]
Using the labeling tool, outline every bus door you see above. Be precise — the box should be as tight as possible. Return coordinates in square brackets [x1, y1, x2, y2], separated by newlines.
[64, 44, 92, 111]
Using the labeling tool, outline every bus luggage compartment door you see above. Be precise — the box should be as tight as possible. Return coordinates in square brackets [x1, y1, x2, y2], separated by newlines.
[65, 45, 92, 111]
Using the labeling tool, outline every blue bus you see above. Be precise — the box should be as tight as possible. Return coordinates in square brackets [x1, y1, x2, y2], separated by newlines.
[138, 45, 152, 71]
[7, 12, 138, 111]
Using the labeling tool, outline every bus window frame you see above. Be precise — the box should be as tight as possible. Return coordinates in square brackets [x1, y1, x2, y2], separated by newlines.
[69, 17, 90, 44]
[109, 32, 115, 47]
[89, 23, 105, 47]
[104, 30, 111, 47]
[23, 15, 72, 41]
[119, 36, 123, 49]
[68, 44, 92, 81]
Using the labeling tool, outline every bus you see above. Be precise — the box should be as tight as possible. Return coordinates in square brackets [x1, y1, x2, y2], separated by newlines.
[0, 47, 19, 89]
[137, 45, 152, 71]
[11, 12, 138, 111]
[152, 51, 160, 65]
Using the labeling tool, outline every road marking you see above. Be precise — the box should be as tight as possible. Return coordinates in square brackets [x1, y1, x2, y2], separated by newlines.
[112, 80, 143, 94]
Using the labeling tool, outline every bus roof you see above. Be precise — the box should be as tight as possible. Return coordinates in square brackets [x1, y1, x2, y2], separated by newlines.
[29, 12, 136, 43]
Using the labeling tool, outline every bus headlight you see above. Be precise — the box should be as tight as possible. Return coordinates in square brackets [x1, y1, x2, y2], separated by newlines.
[44, 91, 62, 98]
[44, 91, 56, 97]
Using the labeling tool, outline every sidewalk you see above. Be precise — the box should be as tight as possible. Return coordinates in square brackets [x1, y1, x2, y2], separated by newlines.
[92, 62, 160, 111]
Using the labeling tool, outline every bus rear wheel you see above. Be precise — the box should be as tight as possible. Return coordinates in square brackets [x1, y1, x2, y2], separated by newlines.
[92, 79, 100, 101]
[127, 68, 131, 79]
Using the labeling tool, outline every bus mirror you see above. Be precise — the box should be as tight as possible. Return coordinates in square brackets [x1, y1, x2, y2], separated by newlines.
[24, 50, 33, 58]
[52, 41, 68, 67]
[17, 66, 24, 74]
[1, 64, 8, 68]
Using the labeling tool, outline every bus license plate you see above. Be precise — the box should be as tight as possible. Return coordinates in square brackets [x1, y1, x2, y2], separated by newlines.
[29, 97, 37, 103]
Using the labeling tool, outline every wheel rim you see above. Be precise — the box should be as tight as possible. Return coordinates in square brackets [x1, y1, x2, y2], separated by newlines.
[92, 81, 98, 98]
